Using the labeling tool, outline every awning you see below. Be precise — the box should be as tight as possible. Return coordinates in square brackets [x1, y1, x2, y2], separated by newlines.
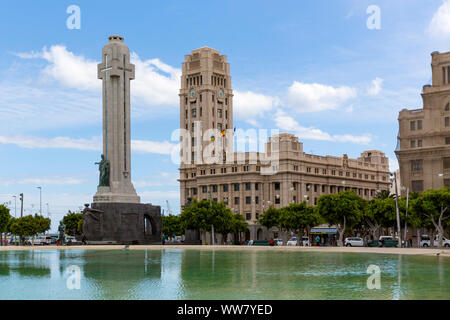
[310, 228, 338, 234]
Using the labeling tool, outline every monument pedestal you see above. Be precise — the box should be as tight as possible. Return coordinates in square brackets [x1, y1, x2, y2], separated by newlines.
[93, 186, 141, 203]
[83, 202, 161, 245]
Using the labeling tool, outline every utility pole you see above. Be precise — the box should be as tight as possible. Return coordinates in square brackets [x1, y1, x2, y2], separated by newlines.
[20, 193, 23, 217]
[37, 186, 42, 215]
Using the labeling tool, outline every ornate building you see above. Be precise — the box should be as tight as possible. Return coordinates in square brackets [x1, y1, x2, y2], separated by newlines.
[396, 51, 450, 194]
[179, 47, 391, 240]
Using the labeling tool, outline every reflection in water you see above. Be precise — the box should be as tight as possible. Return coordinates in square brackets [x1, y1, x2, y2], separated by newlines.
[0, 249, 448, 300]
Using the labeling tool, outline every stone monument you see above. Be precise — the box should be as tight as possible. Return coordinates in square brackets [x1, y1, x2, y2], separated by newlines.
[82, 35, 161, 245]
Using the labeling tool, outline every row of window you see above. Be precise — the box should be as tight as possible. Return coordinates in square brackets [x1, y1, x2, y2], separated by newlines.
[410, 119, 423, 131]
[185, 122, 228, 132]
[186, 75, 202, 87]
[184, 95, 229, 105]
[411, 158, 450, 172]
[200, 183, 261, 193]
[410, 139, 423, 148]
[186, 107, 228, 119]
[190, 187, 379, 207]
[211, 75, 226, 87]
[303, 166, 384, 181]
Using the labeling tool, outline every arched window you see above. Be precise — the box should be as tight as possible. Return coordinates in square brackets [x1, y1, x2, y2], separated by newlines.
[445, 102, 449, 111]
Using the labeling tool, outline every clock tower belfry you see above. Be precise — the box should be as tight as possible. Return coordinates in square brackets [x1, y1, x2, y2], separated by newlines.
[179, 47, 234, 167]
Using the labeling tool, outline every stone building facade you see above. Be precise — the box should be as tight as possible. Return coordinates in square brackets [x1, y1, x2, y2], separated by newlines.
[396, 51, 450, 194]
[179, 47, 391, 240]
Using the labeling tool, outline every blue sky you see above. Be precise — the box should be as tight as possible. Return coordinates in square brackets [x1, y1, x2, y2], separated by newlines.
[1, 0, 450, 231]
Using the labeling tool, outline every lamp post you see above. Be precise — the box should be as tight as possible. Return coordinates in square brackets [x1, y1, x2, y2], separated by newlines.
[391, 171, 402, 248]
[401, 186, 409, 247]
[37, 186, 42, 215]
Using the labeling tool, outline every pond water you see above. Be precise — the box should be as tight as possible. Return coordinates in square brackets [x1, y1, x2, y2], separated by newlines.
[0, 249, 448, 299]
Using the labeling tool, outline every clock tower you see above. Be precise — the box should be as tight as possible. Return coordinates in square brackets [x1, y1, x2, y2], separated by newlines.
[179, 47, 234, 168]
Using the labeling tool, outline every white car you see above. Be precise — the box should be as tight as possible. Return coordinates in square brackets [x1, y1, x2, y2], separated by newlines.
[286, 237, 297, 246]
[344, 237, 364, 247]
[420, 235, 450, 247]
[33, 236, 52, 245]
[302, 236, 311, 246]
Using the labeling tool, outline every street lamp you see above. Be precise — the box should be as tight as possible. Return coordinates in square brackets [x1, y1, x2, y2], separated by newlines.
[390, 171, 402, 248]
[37, 186, 42, 215]
[401, 185, 409, 247]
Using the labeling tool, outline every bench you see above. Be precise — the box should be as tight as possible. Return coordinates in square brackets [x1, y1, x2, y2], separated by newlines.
[252, 240, 274, 246]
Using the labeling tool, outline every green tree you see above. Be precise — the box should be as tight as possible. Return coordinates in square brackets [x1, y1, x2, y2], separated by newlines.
[34, 214, 51, 235]
[180, 199, 236, 244]
[317, 191, 364, 246]
[230, 213, 248, 244]
[7, 214, 49, 244]
[278, 202, 319, 244]
[162, 214, 184, 238]
[258, 205, 280, 229]
[411, 187, 450, 247]
[0, 205, 12, 246]
[62, 211, 83, 236]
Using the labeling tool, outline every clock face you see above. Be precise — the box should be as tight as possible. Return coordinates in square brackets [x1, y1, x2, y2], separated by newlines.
[218, 88, 224, 98]
[190, 88, 196, 98]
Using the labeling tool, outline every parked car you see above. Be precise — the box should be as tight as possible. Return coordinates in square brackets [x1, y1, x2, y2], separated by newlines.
[420, 235, 450, 247]
[286, 237, 297, 246]
[379, 236, 398, 247]
[344, 237, 364, 247]
[34, 236, 52, 245]
[302, 236, 311, 246]
[274, 238, 283, 246]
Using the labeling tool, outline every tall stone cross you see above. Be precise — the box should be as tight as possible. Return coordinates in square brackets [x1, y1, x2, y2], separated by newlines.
[99, 54, 112, 159]
[94, 35, 140, 204]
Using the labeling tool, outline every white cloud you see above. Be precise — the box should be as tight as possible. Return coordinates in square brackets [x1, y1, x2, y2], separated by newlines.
[131, 139, 177, 155]
[0, 135, 100, 150]
[274, 110, 371, 144]
[428, 0, 450, 37]
[367, 77, 383, 96]
[0, 176, 84, 186]
[233, 90, 279, 122]
[131, 53, 181, 106]
[133, 172, 179, 188]
[0, 135, 177, 155]
[0, 84, 100, 133]
[14, 45, 180, 107]
[286, 81, 357, 112]
[389, 158, 399, 172]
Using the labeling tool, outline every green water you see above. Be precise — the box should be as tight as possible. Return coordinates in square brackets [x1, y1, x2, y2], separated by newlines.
[0, 249, 448, 299]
